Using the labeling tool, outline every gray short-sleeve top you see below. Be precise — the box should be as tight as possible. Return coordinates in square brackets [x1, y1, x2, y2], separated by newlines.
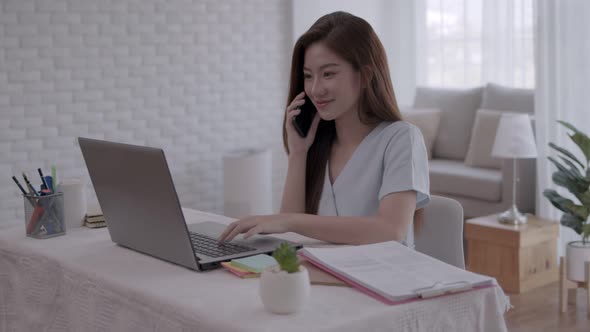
[317, 121, 431, 245]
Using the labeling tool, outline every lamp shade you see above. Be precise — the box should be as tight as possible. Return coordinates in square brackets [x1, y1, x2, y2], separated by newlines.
[492, 113, 537, 158]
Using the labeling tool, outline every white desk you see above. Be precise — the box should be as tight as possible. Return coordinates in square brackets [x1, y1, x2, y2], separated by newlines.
[0, 208, 509, 331]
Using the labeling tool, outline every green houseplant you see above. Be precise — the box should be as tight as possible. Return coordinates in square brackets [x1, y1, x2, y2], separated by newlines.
[259, 243, 310, 314]
[543, 120, 590, 281]
[272, 242, 301, 273]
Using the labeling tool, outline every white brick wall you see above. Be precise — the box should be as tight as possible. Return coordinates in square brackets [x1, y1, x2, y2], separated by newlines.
[0, 0, 292, 224]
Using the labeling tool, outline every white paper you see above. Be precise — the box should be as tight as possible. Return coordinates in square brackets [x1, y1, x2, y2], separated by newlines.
[223, 148, 272, 218]
[301, 241, 494, 302]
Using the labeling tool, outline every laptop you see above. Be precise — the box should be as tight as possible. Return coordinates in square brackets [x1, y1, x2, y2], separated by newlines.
[78, 137, 299, 271]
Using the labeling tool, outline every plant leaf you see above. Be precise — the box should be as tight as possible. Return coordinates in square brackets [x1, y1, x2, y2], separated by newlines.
[560, 212, 584, 235]
[557, 120, 581, 133]
[583, 223, 590, 243]
[578, 187, 590, 207]
[570, 132, 590, 164]
[544, 189, 589, 220]
[548, 156, 584, 184]
[548, 142, 585, 169]
[272, 242, 300, 273]
[543, 189, 576, 215]
[558, 120, 590, 164]
[564, 201, 590, 220]
[552, 171, 588, 195]
[557, 155, 583, 178]
[549, 156, 590, 204]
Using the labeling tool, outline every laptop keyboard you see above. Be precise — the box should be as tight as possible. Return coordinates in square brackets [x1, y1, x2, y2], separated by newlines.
[189, 232, 256, 258]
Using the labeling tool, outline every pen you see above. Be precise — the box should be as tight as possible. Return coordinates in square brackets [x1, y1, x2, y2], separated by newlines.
[38, 168, 49, 190]
[44, 176, 53, 194]
[12, 176, 28, 196]
[13, 176, 37, 208]
[51, 165, 57, 192]
[26, 205, 45, 235]
[22, 172, 39, 196]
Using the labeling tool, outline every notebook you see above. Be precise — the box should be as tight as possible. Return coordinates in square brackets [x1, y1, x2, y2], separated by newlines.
[299, 241, 495, 305]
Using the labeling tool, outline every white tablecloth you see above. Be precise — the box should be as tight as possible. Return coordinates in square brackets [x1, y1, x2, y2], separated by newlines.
[0, 208, 509, 331]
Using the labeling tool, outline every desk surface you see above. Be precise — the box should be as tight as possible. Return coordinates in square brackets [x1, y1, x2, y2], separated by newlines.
[1, 208, 509, 332]
[466, 214, 557, 232]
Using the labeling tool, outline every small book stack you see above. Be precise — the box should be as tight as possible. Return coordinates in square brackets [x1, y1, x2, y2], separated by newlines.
[221, 254, 278, 278]
[85, 204, 106, 228]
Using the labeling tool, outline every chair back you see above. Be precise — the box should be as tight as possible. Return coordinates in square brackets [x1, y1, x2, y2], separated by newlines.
[414, 195, 465, 269]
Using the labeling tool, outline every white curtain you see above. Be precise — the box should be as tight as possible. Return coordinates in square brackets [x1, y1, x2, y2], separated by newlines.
[416, 0, 534, 88]
[535, 0, 590, 253]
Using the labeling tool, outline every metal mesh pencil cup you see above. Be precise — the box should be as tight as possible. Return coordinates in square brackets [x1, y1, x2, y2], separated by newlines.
[23, 192, 66, 239]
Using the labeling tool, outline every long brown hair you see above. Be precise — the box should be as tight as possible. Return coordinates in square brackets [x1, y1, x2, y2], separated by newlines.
[283, 11, 402, 214]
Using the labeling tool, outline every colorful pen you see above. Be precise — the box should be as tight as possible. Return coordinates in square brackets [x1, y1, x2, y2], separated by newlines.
[26, 205, 45, 235]
[38, 168, 49, 190]
[44, 176, 53, 194]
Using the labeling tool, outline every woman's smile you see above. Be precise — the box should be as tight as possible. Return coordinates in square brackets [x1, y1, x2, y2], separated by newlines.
[315, 99, 333, 109]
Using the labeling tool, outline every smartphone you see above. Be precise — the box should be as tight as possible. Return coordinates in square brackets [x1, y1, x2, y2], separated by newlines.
[292, 96, 317, 137]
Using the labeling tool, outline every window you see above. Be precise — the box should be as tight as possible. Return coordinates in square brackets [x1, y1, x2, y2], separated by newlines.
[416, 0, 534, 88]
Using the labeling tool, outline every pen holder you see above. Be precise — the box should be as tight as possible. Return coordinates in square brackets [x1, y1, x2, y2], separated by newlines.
[23, 192, 66, 239]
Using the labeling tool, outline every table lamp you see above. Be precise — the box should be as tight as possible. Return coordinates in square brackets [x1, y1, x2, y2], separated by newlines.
[491, 113, 537, 224]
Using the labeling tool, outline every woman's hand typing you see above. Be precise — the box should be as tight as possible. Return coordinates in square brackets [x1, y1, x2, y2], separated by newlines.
[217, 214, 293, 243]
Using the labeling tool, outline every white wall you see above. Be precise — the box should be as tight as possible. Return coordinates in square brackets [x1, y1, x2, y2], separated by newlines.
[0, 0, 292, 224]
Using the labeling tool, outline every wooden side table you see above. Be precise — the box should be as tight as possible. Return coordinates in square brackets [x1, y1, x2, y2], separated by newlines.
[465, 214, 559, 293]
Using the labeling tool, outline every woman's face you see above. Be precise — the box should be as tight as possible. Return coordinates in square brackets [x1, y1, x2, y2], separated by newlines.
[303, 42, 361, 121]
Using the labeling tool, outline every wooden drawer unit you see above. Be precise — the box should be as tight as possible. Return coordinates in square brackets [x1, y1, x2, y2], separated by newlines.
[465, 214, 559, 293]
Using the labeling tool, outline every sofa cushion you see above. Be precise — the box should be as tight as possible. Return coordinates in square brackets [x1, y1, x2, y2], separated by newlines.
[413, 86, 483, 160]
[429, 159, 502, 202]
[464, 109, 504, 169]
[400, 107, 442, 159]
[481, 82, 534, 113]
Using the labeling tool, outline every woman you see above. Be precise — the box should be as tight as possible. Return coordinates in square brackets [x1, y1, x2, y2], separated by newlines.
[219, 12, 429, 246]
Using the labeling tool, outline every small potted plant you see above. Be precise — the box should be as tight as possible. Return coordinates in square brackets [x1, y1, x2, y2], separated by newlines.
[259, 242, 310, 314]
[543, 120, 590, 282]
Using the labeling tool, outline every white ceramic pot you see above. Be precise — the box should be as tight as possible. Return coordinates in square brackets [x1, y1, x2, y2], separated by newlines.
[565, 240, 590, 282]
[259, 265, 310, 314]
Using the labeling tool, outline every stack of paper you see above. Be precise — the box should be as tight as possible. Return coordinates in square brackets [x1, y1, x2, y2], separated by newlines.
[299, 241, 495, 305]
[221, 254, 278, 278]
[85, 204, 106, 228]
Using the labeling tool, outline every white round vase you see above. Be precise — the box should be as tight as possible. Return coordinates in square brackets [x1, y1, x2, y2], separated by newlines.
[259, 265, 310, 314]
[565, 241, 590, 282]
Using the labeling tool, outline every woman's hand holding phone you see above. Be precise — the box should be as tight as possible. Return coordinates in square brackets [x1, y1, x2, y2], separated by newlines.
[286, 92, 320, 155]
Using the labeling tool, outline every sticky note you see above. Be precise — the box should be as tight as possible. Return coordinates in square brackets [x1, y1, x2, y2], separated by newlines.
[221, 262, 259, 278]
[230, 254, 278, 273]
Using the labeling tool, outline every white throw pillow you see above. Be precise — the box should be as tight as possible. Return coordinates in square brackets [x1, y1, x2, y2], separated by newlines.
[481, 82, 534, 113]
[464, 109, 506, 169]
[400, 108, 442, 160]
[413, 86, 484, 160]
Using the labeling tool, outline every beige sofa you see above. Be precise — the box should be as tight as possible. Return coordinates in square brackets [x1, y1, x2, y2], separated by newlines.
[402, 83, 536, 218]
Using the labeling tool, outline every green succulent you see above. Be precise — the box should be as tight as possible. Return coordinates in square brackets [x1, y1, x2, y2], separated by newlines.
[543, 120, 590, 243]
[272, 242, 300, 273]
